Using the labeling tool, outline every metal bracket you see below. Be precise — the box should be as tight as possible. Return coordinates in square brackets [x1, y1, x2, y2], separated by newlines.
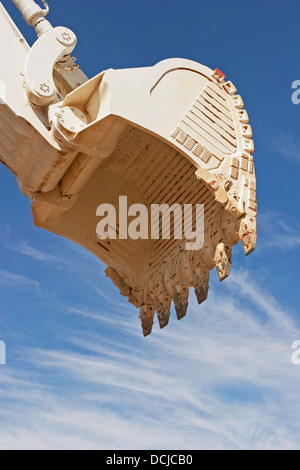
[25, 26, 77, 106]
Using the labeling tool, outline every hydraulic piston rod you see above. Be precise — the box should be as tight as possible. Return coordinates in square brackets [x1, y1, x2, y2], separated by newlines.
[11, 0, 52, 35]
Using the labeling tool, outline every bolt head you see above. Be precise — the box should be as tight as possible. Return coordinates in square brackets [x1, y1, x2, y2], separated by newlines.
[56, 28, 77, 47]
[33, 78, 55, 98]
[209, 179, 219, 191]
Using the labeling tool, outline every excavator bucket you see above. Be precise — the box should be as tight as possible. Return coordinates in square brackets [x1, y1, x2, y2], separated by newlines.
[0, 2, 257, 336]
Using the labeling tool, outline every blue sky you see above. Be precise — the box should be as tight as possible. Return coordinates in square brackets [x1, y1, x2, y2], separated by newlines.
[0, 0, 300, 450]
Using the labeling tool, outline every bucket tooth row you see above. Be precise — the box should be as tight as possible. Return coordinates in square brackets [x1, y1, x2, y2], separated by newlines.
[113, 208, 255, 334]
[136, 249, 211, 333]
[106, 213, 254, 336]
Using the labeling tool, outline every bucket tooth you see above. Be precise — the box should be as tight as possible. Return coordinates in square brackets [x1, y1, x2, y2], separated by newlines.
[214, 243, 232, 281]
[156, 293, 171, 329]
[156, 306, 171, 329]
[194, 284, 209, 305]
[173, 285, 189, 320]
[239, 216, 257, 256]
[241, 231, 257, 256]
[216, 259, 231, 281]
[192, 266, 209, 305]
[175, 301, 188, 320]
[139, 305, 155, 337]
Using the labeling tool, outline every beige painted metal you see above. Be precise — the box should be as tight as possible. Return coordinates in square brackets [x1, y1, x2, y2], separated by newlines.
[0, 3, 257, 336]
[11, 0, 53, 35]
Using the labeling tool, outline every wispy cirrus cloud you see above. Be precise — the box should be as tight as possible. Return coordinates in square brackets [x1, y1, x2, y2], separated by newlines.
[0, 269, 40, 291]
[5, 240, 76, 270]
[0, 269, 299, 450]
[2, 234, 105, 281]
[267, 129, 300, 164]
[258, 208, 300, 250]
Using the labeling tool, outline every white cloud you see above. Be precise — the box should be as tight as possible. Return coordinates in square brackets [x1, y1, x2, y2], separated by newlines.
[6, 240, 75, 270]
[0, 269, 299, 450]
[0, 270, 40, 290]
[258, 208, 300, 250]
[267, 129, 300, 164]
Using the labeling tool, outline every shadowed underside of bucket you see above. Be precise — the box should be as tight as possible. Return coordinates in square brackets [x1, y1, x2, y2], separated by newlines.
[32, 125, 242, 336]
